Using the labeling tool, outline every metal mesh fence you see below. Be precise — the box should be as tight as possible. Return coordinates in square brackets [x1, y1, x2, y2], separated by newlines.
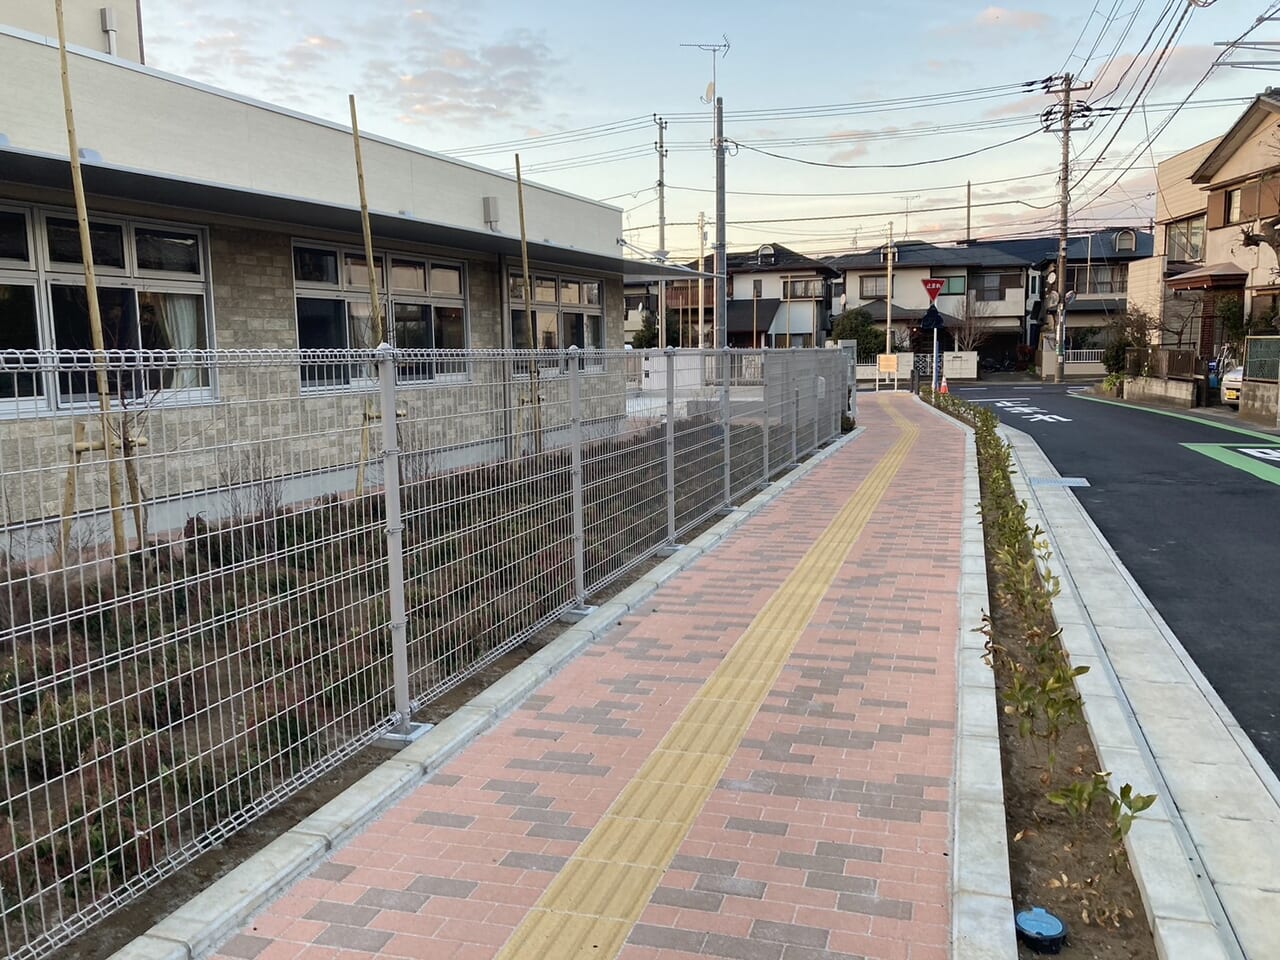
[1244, 336, 1280, 383]
[0, 345, 844, 958]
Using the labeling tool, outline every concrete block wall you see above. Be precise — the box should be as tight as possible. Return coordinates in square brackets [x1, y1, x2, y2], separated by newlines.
[1240, 381, 1279, 426]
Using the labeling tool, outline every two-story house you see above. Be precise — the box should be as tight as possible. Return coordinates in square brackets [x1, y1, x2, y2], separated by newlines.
[623, 242, 836, 347]
[969, 228, 1154, 349]
[827, 241, 1030, 360]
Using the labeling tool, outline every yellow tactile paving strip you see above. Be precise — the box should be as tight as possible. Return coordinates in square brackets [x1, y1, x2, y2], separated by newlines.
[494, 399, 920, 960]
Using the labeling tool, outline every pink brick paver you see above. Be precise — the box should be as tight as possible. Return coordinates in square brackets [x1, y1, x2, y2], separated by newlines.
[212, 394, 966, 960]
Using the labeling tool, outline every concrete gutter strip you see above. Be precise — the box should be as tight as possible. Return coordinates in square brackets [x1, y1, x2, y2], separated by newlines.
[916, 401, 1018, 960]
[1003, 424, 1268, 960]
[108, 427, 865, 960]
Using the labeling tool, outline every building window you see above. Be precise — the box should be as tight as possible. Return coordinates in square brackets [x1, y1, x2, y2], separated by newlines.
[1066, 264, 1128, 296]
[1227, 188, 1243, 224]
[1114, 229, 1136, 252]
[783, 277, 823, 299]
[293, 242, 468, 386]
[509, 271, 605, 370]
[0, 205, 212, 410]
[0, 283, 40, 399]
[757, 244, 775, 265]
[974, 272, 1018, 302]
[1166, 215, 1205, 262]
[753, 278, 763, 299]
[0, 210, 31, 265]
[935, 275, 965, 295]
[860, 275, 889, 299]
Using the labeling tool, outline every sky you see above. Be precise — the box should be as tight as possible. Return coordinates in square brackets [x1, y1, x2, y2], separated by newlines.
[138, 0, 1280, 263]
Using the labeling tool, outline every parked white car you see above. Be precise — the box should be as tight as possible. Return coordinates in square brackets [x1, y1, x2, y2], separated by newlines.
[1220, 365, 1243, 408]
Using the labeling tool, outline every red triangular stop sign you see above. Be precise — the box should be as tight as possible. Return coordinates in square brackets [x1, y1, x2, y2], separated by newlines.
[922, 278, 945, 302]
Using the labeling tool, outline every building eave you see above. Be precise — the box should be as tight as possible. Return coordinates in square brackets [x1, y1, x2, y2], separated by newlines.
[0, 145, 684, 279]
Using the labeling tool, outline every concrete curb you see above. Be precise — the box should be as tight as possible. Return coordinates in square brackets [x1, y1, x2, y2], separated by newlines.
[108, 428, 866, 960]
[915, 399, 1018, 960]
[1002, 424, 1242, 960]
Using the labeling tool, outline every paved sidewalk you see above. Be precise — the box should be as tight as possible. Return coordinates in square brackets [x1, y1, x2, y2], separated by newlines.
[211, 395, 969, 960]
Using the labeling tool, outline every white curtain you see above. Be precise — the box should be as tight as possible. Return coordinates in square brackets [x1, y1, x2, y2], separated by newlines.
[148, 292, 205, 389]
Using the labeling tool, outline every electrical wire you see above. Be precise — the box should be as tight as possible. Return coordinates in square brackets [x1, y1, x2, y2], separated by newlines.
[729, 127, 1044, 170]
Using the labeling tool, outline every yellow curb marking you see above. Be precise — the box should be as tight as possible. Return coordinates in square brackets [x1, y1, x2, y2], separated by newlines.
[495, 397, 919, 959]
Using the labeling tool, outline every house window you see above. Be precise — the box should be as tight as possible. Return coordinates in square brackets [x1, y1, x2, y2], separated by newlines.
[1166, 216, 1205, 262]
[974, 273, 1016, 302]
[1115, 229, 1136, 253]
[1227, 188, 1243, 224]
[753, 278, 763, 299]
[860, 275, 889, 299]
[757, 244, 775, 265]
[1066, 264, 1129, 296]
[0, 206, 213, 410]
[509, 270, 606, 371]
[294, 242, 469, 386]
[935, 275, 965, 296]
[783, 278, 823, 299]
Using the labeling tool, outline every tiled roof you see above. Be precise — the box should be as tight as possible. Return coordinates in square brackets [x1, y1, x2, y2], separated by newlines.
[828, 241, 1029, 271]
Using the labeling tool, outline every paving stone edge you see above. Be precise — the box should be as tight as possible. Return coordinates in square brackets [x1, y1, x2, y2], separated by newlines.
[1002, 425, 1240, 960]
[107, 427, 866, 960]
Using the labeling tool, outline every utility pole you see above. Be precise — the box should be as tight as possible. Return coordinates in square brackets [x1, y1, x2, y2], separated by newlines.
[715, 96, 727, 351]
[966, 181, 972, 241]
[885, 221, 895, 354]
[682, 37, 730, 350]
[1046, 72, 1092, 384]
[655, 115, 668, 347]
[698, 211, 706, 347]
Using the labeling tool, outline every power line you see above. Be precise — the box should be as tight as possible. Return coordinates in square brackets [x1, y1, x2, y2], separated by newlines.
[729, 127, 1044, 170]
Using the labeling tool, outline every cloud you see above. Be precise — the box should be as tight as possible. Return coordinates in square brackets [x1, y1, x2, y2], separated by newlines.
[982, 92, 1056, 120]
[827, 145, 869, 164]
[143, 2, 562, 135]
[1090, 44, 1219, 98]
[975, 6, 1050, 30]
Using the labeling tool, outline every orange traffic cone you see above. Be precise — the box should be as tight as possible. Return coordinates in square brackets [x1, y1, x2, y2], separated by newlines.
[940, 376, 949, 395]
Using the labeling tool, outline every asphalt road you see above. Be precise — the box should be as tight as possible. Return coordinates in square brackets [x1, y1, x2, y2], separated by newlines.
[956, 383, 1280, 772]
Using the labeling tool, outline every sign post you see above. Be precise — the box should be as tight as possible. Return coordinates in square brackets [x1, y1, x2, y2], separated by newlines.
[921, 279, 946, 391]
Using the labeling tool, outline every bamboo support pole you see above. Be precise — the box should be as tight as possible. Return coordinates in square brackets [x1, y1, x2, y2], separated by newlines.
[55, 0, 128, 562]
[515, 154, 543, 455]
[350, 94, 389, 494]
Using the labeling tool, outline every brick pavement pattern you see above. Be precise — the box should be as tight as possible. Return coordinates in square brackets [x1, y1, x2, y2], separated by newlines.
[213, 394, 966, 960]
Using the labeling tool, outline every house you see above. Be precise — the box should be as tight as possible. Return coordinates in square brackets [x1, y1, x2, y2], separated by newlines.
[1178, 91, 1280, 347]
[623, 242, 836, 348]
[1126, 137, 1220, 351]
[0, 10, 686, 529]
[967, 228, 1154, 349]
[827, 240, 1030, 360]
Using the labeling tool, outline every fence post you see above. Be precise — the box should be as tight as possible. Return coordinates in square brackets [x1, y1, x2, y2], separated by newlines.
[665, 347, 677, 544]
[376, 344, 412, 733]
[783, 358, 793, 471]
[761, 350, 771, 486]
[721, 347, 732, 506]
[568, 347, 586, 606]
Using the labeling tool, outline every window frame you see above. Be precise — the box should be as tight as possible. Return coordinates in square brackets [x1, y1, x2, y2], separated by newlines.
[933, 274, 965, 296]
[292, 240, 470, 389]
[859, 274, 889, 299]
[0, 205, 34, 269]
[1227, 188, 1243, 224]
[508, 268, 607, 374]
[1, 205, 215, 416]
[1166, 215, 1206, 262]
[782, 276, 824, 300]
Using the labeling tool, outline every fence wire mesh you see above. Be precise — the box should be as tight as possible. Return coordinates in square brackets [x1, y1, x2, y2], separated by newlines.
[0, 345, 844, 959]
